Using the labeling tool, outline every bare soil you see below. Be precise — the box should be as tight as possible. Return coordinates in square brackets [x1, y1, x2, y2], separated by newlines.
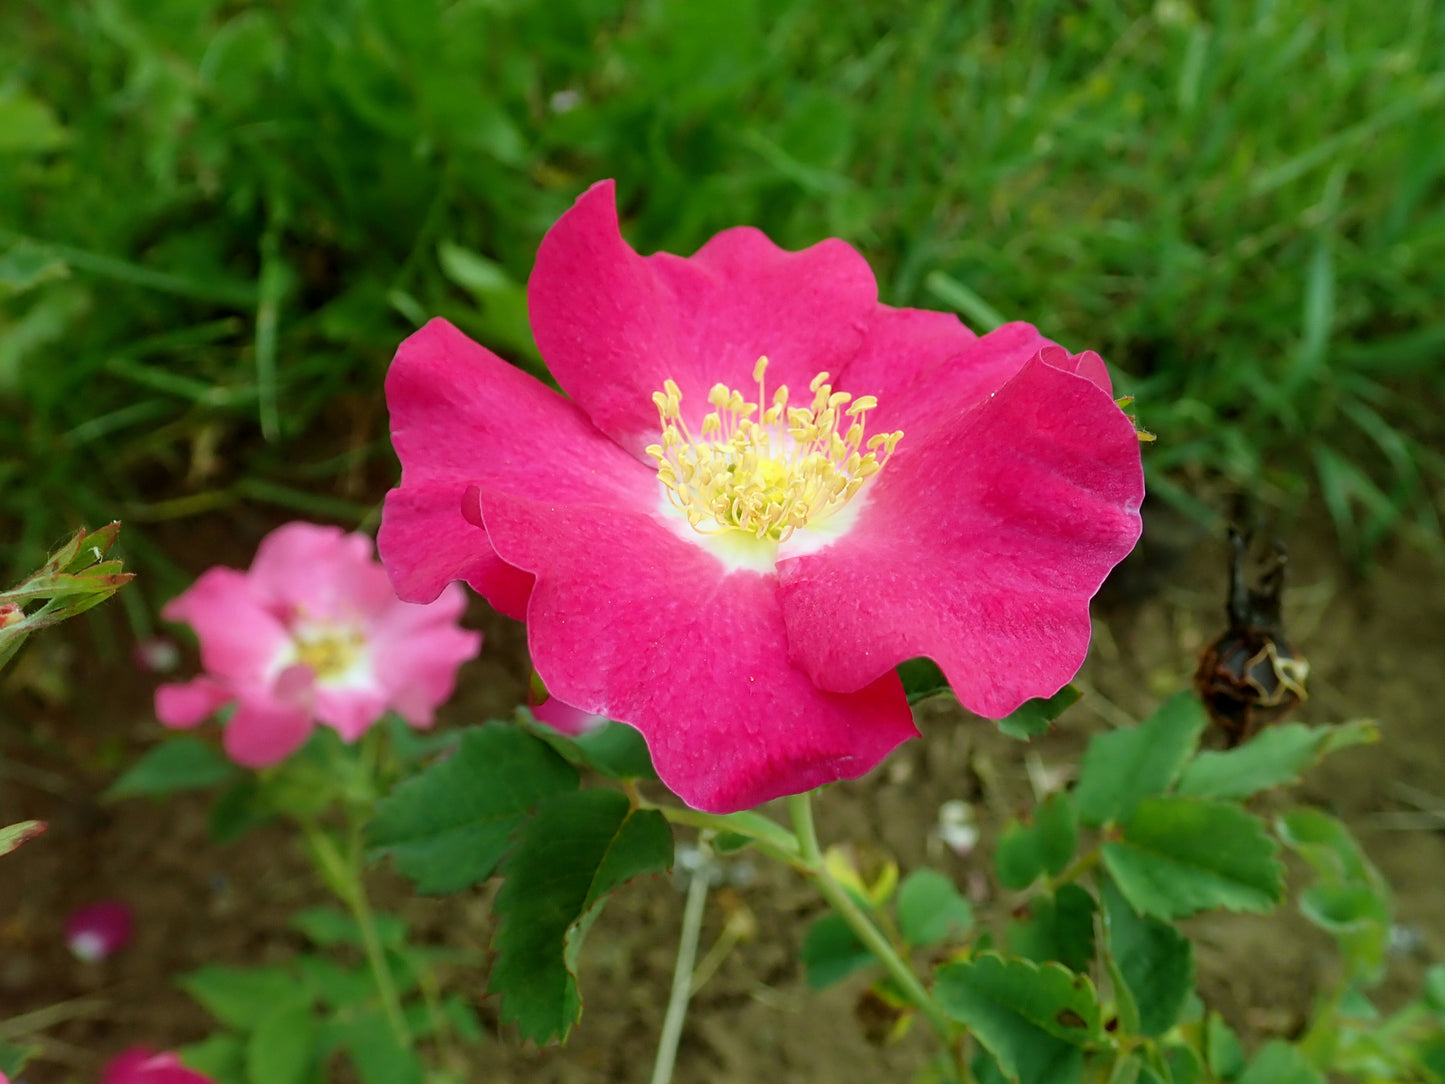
[3, 508, 1443, 1083]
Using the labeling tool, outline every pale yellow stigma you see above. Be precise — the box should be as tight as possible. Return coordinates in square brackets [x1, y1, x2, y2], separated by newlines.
[293, 627, 365, 680]
[644, 357, 903, 542]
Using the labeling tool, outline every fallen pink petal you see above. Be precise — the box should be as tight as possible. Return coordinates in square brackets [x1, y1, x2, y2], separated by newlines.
[156, 522, 482, 766]
[380, 180, 1144, 813]
[102, 1047, 218, 1084]
[65, 899, 133, 962]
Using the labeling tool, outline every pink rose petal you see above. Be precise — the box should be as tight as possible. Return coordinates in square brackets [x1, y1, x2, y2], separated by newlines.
[65, 900, 133, 962]
[778, 351, 1143, 716]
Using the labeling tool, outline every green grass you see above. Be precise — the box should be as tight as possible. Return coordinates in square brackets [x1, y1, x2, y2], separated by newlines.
[2, 0, 1442, 609]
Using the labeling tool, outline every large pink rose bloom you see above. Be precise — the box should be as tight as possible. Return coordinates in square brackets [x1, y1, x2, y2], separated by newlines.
[103, 1047, 217, 1084]
[380, 180, 1143, 813]
[156, 522, 481, 766]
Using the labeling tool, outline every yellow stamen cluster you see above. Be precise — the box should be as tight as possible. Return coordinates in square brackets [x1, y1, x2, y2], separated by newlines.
[645, 357, 903, 542]
[293, 627, 365, 680]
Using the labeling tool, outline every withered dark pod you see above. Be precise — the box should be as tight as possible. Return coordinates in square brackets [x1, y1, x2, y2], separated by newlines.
[1193, 527, 1310, 746]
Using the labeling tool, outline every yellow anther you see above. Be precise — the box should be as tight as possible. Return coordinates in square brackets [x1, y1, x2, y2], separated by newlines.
[294, 627, 365, 680]
[645, 362, 903, 543]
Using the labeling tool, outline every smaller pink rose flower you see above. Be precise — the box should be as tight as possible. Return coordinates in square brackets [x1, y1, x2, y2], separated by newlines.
[156, 522, 482, 767]
[103, 1047, 217, 1084]
[65, 899, 133, 962]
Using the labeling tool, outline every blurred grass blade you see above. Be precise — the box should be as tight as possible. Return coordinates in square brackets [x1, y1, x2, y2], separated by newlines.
[925, 271, 1006, 332]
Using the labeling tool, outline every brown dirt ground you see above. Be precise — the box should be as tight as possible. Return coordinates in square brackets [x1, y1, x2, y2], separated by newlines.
[2, 506, 1443, 1084]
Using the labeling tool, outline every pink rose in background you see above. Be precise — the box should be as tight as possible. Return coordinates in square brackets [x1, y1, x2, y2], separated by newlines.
[65, 899, 133, 962]
[380, 180, 1144, 813]
[102, 1047, 217, 1084]
[156, 522, 482, 767]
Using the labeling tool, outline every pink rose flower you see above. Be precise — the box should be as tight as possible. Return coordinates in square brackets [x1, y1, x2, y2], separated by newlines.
[380, 180, 1143, 812]
[102, 1047, 217, 1084]
[156, 522, 482, 766]
[65, 899, 133, 962]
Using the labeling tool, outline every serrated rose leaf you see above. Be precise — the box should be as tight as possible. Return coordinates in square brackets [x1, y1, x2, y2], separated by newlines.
[1075, 693, 1205, 828]
[936, 954, 1100, 1084]
[368, 723, 578, 894]
[1102, 797, 1283, 919]
[488, 789, 672, 1043]
[1176, 720, 1378, 800]
[1101, 878, 1194, 1037]
[1005, 884, 1096, 973]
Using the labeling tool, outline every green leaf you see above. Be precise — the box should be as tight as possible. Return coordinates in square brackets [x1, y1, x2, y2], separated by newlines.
[175, 1034, 245, 1084]
[290, 906, 406, 949]
[1176, 720, 1378, 799]
[1006, 884, 1096, 973]
[1274, 807, 1379, 885]
[107, 737, 239, 799]
[1101, 879, 1194, 1037]
[530, 719, 660, 781]
[999, 685, 1082, 740]
[1075, 693, 1206, 828]
[995, 792, 1078, 889]
[899, 657, 950, 704]
[246, 1001, 315, 1084]
[802, 912, 874, 989]
[1163, 1043, 1205, 1084]
[181, 965, 308, 1030]
[209, 777, 274, 843]
[0, 819, 46, 857]
[295, 955, 373, 1008]
[488, 788, 672, 1043]
[368, 723, 578, 893]
[337, 1010, 425, 1084]
[897, 869, 974, 947]
[1235, 1040, 1324, 1084]
[1205, 1011, 1246, 1081]
[0, 1038, 37, 1079]
[0, 89, 68, 153]
[1275, 807, 1390, 980]
[1102, 797, 1283, 919]
[935, 955, 1101, 1084]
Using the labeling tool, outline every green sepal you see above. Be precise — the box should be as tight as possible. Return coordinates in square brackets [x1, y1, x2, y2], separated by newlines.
[998, 685, 1082, 741]
[899, 657, 950, 704]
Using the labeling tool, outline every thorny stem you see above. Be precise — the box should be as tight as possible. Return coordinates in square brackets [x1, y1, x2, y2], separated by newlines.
[649, 853, 712, 1084]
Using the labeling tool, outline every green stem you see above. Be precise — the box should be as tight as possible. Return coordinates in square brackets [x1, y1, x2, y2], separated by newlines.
[649, 856, 711, 1084]
[301, 817, 412, 1049]
[787, 792, 959, 1070]
[1047, 846, 1102, 892]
